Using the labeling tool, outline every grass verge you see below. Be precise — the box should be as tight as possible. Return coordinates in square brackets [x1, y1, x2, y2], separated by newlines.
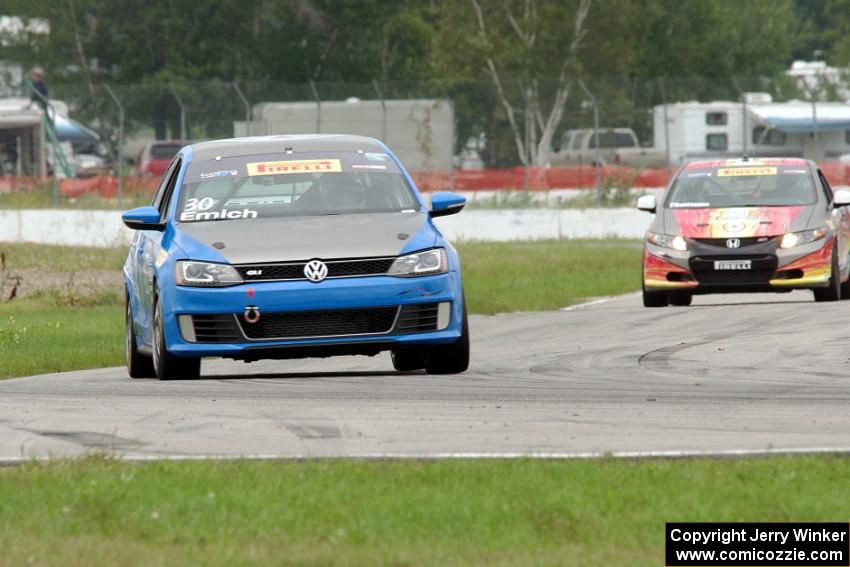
[457, 240, 641, 314]
[0, 241, 126, 271]
[0, 300, 123, 379]
[0, 455, 846, 566]
[0, 187, 150, 210]
[0, 240, 641, 378]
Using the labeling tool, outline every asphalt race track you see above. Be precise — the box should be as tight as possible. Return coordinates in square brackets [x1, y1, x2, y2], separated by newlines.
[2, 291, 850, 461]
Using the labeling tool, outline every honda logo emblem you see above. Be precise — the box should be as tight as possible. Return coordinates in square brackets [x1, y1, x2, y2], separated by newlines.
[726, 238, 741, 249]
[303, 259, 328, 282]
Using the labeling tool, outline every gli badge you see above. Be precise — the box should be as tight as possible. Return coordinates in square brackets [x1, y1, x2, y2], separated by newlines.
[303, 259, 328, 283]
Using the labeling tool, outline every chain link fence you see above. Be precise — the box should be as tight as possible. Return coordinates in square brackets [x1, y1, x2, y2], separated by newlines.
[2, 74, 849, 205]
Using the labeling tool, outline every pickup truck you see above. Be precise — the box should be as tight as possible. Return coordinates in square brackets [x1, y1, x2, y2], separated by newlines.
[550, 128, 667, 169]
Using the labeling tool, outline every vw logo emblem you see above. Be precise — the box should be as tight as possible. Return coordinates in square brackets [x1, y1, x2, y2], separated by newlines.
[726, 238, 741, 249]
[303, 259, 328, 282]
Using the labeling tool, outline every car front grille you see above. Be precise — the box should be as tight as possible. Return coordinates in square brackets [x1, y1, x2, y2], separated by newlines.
[690, 237, 779, 249]
[188, 302, 445, 343]
[240, 306, 399, 340]
[234, 257, 396, 282]
[689, 254, 778, 285]
[692, 269, 777, 285]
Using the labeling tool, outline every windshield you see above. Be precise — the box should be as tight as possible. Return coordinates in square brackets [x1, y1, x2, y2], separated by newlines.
[587, 131, 635, 149]
[177, 151, 419, 222]
[666, 165, 817, 208]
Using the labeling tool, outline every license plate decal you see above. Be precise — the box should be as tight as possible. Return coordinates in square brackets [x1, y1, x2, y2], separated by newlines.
[713, 260, 752, 270]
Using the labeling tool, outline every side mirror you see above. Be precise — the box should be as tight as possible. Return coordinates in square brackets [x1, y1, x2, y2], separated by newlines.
[834, 189, 850, 208]
[430, 192, 466, 218]
[637, 194, 657, 213]
[122, 206, 164, 230]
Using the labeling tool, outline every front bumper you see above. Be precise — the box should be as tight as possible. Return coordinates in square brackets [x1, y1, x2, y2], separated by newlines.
[160, 272, 464, 358]
[643, 237, 834, 294]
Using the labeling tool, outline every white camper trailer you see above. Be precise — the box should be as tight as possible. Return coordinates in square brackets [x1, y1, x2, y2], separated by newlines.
[234, 98, 454, 172]
[0, 98, 46, 176]
[653, 95, 850, 164]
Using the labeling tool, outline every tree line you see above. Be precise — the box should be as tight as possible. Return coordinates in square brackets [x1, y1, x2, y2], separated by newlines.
[1, 0, 847, 166]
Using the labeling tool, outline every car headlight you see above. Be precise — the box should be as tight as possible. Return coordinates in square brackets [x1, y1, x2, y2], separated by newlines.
[388, 249, 447, 277]
[780, 227, 827, 249]
[647, 232, 687, 251]
[175, 261, 243, 286]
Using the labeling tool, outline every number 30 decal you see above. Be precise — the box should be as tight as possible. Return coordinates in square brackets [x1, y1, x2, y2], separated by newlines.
[184, 197, 216, 212]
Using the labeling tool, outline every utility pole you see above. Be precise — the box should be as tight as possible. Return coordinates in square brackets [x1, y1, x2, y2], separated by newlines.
[231, 82, 251, 136]
[578, 79, 601, 207]
[103, 84, 124, 203]
[169, 83, 187, 140]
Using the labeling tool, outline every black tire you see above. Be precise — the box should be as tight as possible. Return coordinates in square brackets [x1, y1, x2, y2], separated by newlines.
[669, 293, 692, 307]
[642, 282, 668, 308]
[424, 304, 470, 375]
[841, 256, 850, 300]
[125, 295, 155, 379]
[153, 293, 201, 380]
[391, 347, 425, 371]
[813, 242, 841, 303]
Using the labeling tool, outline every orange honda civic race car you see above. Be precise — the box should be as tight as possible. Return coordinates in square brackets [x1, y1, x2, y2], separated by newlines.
[638, 158, 850, 307]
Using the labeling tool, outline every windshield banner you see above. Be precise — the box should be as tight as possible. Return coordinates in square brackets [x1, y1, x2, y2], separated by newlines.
[246, 159, 342, 176]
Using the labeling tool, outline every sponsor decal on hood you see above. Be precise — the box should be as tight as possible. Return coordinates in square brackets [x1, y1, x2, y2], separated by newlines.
[673, 206, 804, 238]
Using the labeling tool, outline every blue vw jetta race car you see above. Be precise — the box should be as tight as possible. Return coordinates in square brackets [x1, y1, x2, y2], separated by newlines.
[122, 134, 469, 380]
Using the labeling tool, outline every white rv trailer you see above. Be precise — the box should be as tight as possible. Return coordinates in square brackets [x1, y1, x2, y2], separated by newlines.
[0, 98, 46, 176]
[234, 98, 454, 171]
[653, 94, 850, 164]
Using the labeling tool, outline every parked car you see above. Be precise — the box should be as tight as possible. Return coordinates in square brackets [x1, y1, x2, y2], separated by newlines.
[638, 157, 850, 307]
[551, 128, 666, 168]
[121, 134, 470, 380]
[68, 141, 112, 178]
[134, 140, 186, 177]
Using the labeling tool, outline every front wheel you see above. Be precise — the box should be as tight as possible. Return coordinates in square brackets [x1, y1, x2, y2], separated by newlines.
[840, 255, 850, 299]
[126, 296, 155, 379]
[813, 242, 840, 302]
[391, 347, 425, 371]
[153, 293, 201, 380]
[424, 304, 470, 375]
[642, 282, 668, 308]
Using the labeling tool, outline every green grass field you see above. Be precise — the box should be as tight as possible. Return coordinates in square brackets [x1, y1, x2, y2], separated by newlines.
[457, 240, 641, 314]
[0, 455, 846, 566]
[0, 301, 123, 379]
[0, 241, 127, 271]
[0, 240, 641, 379]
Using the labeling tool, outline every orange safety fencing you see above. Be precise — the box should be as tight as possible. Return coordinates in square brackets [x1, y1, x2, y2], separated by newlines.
[58, 176, 160, 198]
[410, 164, 850, 191]
[410, 166, 673, 192]
[3, 163, 850, 199]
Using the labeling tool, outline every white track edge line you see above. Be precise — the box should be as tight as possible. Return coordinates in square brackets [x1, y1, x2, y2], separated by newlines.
[560, 292, 640, 312]
[2, 446, 850, 466]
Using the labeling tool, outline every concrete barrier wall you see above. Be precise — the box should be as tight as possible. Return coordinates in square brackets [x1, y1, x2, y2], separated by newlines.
[0, 209, 132, 247]
[436, 208, 650, 241]
[0, 208, 651, 248]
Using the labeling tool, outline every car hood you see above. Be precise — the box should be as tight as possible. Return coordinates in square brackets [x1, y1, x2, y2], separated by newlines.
[664, 206, 816, 238]
[176, 211, 432, 264]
